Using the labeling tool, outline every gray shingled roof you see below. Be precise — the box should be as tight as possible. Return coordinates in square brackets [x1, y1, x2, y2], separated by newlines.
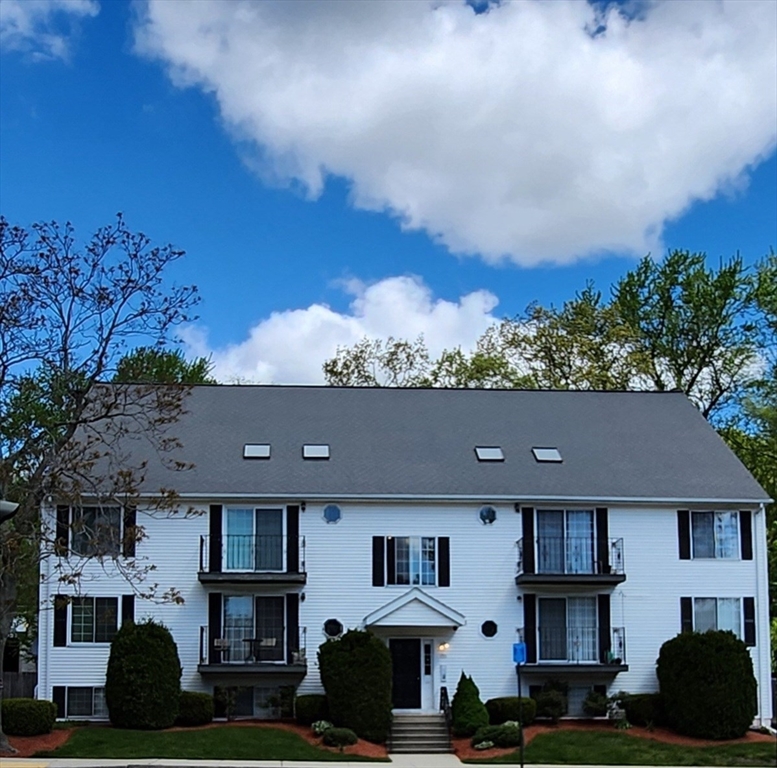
[116, 386, 769, 504]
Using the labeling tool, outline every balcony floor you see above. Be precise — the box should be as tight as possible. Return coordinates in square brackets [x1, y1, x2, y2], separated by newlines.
[516, 573, 626, 586]
[520, 663, 628, 674]
[198, 571, 306, 585]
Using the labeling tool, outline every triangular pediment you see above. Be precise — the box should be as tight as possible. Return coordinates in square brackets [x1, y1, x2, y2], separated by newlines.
[363, 587, 466, 629]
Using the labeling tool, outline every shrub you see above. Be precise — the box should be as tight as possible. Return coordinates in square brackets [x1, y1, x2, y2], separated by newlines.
[295, 694, 330, 726]
[451, 672, 490, 737]
[582, 690, 610, 717]
[322, 726, 358, 748]
[105, 619, 182, 730]
[1, 698, 57, 736]
[614, 693, 665, 727]
[471, 722, 522, 748]
[175, 691, 214, 727]
[318, 629, 392, 743]
[485, 696, 536, 726]
[535, 690, 566, 723]
[312, 720, 333, 736]
[657, 630, 757, 740]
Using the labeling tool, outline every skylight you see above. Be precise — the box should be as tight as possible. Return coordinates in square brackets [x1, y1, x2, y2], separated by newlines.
[475, 446, 504, 462]
[532, 447, 562, 463]
[303, 444, 330, 460]
[243, 444, 270, 459]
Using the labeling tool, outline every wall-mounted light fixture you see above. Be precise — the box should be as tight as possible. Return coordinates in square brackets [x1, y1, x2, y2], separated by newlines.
[301, 501, 307, 512]
[438, 642, 450, 654]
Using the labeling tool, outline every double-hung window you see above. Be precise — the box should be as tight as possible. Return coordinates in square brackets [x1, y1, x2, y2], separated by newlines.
[71, 506, 122, 557]
[691, 511, 738, 559]
[693, 598, 742, 638]
[71, 597, 118, 643]
[394, 536, 436, 586]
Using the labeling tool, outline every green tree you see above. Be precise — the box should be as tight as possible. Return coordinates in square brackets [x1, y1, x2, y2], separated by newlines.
[0, 215, 198, 753]
[114, 347, 215, 385]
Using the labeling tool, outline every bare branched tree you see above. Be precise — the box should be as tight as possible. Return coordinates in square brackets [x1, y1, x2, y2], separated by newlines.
[0, 215, 200, 752]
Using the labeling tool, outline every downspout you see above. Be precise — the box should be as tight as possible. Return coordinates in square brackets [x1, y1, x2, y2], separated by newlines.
[754, 503, 772, 728]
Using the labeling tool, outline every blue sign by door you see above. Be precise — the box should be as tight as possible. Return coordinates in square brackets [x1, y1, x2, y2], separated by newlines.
[513, 642, 527, 665]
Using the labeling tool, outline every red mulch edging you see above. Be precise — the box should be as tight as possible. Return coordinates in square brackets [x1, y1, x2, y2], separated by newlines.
[5, 720, 388, 760]
[453, 720, 776, 761]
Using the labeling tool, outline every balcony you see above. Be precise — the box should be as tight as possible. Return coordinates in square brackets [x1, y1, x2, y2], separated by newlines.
[198, 535, 306, 585]
[515, 537, 625, 585]
[198, 625, 308, 679]
[516, 626, 628, 674]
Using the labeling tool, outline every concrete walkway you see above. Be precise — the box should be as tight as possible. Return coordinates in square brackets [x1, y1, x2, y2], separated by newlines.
[0, 761, 699, 768]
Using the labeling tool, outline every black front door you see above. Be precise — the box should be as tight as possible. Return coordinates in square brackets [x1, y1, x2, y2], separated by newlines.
[390, 638, 421, 709]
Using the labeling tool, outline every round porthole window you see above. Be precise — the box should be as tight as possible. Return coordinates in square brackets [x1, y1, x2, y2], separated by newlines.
[324, 618, 343, 638]
[481, 620, 498, 638]
[479, 505, 497, 525]
[323, 504, 342, 524]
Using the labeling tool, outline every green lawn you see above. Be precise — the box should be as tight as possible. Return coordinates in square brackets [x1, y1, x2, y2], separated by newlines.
[464, 730, 777, 766]
[36, 724, 388, 762]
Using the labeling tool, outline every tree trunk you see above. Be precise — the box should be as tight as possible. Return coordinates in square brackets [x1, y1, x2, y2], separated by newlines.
[0, 567, 19, 754]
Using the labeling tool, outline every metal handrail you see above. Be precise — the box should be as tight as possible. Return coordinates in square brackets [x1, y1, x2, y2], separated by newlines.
[516, 537, 624, 575]
[199, 534, 306, 573]
[199, 624, 307, 665]
[439, 685, 451, 731]
[514, 626, 626, 664]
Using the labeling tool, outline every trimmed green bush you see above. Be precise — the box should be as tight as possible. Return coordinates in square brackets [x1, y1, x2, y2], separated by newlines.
[175, 691, 214, 727]
[295, 694, 330, 726]
[471, 722, 522, 748]
[451, 672, 489, 737]
[485, 696, 536, 725]
[582, 690, 610, 717]
[1, 698, 57, 736]
[535, 690, 566, 723]
[657, 630, 757, 740]
[614, 692, 665, 727]
[105, 619, 182, 730]
[318, 629, 392, 743]
[322, 726, 358, 748]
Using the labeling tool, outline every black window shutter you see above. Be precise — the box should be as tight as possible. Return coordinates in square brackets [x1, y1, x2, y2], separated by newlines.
[53, 597, 68, 647]
[52, 686, 66, 718]
[680, 597, 693, 633]
[595, 508, 610, 574]
[286, 505, 300, 573]
[521, 507, 535, 574]
[122, 507, 137, 558]
[677, 510, 691, 560]
[740, 511, 753, 560]
[208, 592, 222, 664]
[286, 593, 300, 660]
[209, 505, 223, 573]
[743, 597, 756, 646]
[372, 537, 385, 586]
[597, 594, 611, 663]
[438, 537, 451, 587]
[56, 505, 70, 556]
[387, 537, 397, 585]
[121, 595, 135, 625]
[523, 594, 537, 663]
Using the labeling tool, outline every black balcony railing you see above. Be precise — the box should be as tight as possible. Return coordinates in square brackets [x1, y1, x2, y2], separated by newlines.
[516, 537, 624, 577]
[516, 626, 626, 665]
[199, 624, 307, 666]
[199, 534, 306, 574]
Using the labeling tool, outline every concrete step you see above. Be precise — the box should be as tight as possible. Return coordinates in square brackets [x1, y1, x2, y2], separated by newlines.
[389, 714, 452, 755]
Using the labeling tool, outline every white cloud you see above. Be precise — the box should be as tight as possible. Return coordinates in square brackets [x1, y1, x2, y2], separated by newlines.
[135, 0, 776, 265]
[0, 0, 98, 60]
[181, 275, 499, 383]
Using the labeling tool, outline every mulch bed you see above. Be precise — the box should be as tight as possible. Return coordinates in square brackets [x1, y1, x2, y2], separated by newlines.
[453, 719, 777, 761]
[5, 719, 388, 760]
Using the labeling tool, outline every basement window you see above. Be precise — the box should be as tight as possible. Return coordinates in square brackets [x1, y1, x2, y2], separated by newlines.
[243, 444, 271, 459]
[532, 447, 562, 463]
[475, 446, 504, 462]
[303, 444, 330, 460]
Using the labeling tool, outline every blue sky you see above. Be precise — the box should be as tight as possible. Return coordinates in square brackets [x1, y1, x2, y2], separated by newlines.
[1, 0, 775, 382]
